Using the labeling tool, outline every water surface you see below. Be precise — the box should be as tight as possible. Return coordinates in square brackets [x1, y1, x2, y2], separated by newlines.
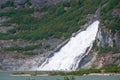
[0, 72, 120, 80]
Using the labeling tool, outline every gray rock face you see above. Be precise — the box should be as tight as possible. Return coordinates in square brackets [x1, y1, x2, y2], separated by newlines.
[96, 28, 113, 48]
[0, 0, 9, 5]
[0, 26, 13, 33]
[1, 52, 50, 71]
[13, 0, 26, 8]
[30, 0, 69, 7]
[30, 0, 49, 7]
[0, 17, 10, 23]
[92, 26, 120, 68]
[93, 53, 120, 68]
[0, 38, 62, 48]
[0, 0, 26, 8]
[0, 38, 63, 71]
[0, 0, 69, 8]
[96, 27, 120, 49]
[114, 33, 120, 48]
[78, 52, 97, 69]
[80, 27, 120, 69]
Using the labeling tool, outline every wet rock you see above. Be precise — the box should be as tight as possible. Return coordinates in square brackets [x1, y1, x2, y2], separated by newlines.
[79, 52, 97, 69]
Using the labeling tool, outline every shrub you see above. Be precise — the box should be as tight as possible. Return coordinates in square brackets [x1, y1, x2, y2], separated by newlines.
[55, 5, 65, 16]
[3, 45, 39, 52]
[64, 76, 75, 80]
[0, 1, 14, 9]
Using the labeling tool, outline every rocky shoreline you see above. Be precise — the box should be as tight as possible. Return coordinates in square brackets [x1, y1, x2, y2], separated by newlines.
[10, 72, 120, 77]
[88, 73, 120, 76]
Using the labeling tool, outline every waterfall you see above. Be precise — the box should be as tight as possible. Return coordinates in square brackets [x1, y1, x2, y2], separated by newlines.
[38, 20, 99, 71]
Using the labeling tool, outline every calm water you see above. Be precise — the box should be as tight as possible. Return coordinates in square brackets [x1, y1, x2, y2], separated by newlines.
[0, 72, 120, 80]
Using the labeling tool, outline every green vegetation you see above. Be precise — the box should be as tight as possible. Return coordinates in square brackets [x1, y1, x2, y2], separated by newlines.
[0, 8, 34, 17]
[12, 71, 48, 76]
[12, 55, 25, 59]
[2, 45, 39, 52]
[50, 66, 120, 75]
[25, 0, 32, 6]
[0, 0, 102, 41]
[23, 52, 39, 55]
[0, 45, 40, 55]
[101, 0, 120, 34]
[64, 76, 75, 80]
[12, 66, 120, 76]
[0, 0, 119, 54]
[101, 65, 120, 73]
[0, 66, 2, 69]
[0, 0, 119, 41]
[0, 1, 14, 9]
[97, 46, 120, 54]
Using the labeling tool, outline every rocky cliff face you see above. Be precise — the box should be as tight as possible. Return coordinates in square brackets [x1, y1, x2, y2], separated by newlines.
[30, 0, 69, 7]
[96, 28, 113, 48]
[93, 53, 120, 68]
[96, 27, 120, 49]
[0, 39, 63, 71]
[78, 26, 120, 69]
[92, 26, 120, 68]
[0, 0, 69, 8]
[0, 51, 50, 71]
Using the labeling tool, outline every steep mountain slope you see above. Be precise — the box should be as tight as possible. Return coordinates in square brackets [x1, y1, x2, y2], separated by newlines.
[0, 0, 120, 71]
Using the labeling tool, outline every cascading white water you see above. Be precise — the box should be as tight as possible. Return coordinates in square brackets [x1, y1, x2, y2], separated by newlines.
[38, 20, 99, 71]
